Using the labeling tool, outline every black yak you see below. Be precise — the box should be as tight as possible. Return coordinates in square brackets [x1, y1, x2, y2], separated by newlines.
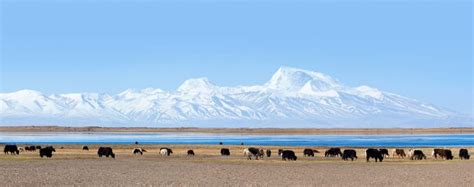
[325, 148, 342, 157]
[221, 148, 230, 156]
[411, 150, 426, 160]
[366, 148, 383, 162]
[342, 149, 357, 161]
[98, 147, 115, 158]
[187, 150, 195, 156]
[4, 145, 19, 155]
[459, 149, 470, 160]
[39, 146, 56, 158]
[281, 150, 297, 161]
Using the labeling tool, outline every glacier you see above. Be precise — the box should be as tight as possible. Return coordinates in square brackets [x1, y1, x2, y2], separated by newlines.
[0, 66, 472, 128]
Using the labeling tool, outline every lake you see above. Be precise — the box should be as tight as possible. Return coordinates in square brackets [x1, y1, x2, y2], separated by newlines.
[1, 132, 473, 147]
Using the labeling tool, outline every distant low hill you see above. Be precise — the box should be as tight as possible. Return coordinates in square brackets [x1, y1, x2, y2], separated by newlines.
[1, 66, 472, 128]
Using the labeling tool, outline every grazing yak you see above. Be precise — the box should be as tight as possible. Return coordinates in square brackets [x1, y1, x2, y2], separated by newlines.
[411, 150, 426, 160]
[392, 149, 406, 158]
[281, 150, 297, 161]
[4, 145, 19, 155]
[98, 147, 115, 158]
[36, 146, 42, 150]
[303, 149, 319, 157]
[83, 146, 89, 151]
[39, 146, 56, 158]
[459, 149, 470, 160]
[379, 149, 389, 158]
[25, 146, 36, 152]
[366, 149, 384, 162]
[342, 149, 357, 161]
[443, 150, 454, 160]
[187, 150, 195, 156]
[221, 148, 231, 156]
[266, 150, 272, 157]
[325, 148, 342, 157]
[246, 147, 263, 160]
[160, 148, 173, 156]
[432, 149, 443, 159]
[133, 148, 146, 155]
[432, 149, 453, 160]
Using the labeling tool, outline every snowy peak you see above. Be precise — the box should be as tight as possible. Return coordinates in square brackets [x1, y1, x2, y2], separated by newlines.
[141, 88, 164, 95]
[117, 89, 139, 99]
[177, 78, 217, 94]
[265, 66, 341, 92]
[1, 89, 44, 98]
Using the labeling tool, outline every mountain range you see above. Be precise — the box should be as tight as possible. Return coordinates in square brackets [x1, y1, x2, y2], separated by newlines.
[0, 66, 471, 128]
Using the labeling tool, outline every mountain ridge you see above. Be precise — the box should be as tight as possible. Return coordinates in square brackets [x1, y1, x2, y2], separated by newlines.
[1, 66, 471, 128]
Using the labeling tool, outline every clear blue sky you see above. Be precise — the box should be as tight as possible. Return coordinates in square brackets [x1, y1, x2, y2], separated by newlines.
[1, 0, 472, 115]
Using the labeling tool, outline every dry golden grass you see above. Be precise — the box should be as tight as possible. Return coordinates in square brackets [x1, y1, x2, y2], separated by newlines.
[3, 144, 473, 164]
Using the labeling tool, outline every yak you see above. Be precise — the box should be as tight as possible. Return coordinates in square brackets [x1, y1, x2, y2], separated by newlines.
[303, 149, 319, 157]
[266, 150, 272, 157]
[246, 147, 263, 160]
[325, 148, 342, 157]
[133, 148, 146, 155]
[392, 149, 406, 158]
[98, 147, 115, 158]
[411, 150, 427, 160]
[4, 145, 19, 155]
[281, 150, 297, 161]
[459, 149, 470, 160]
[366, 149, 384, 162]
[221, 148, 230, 156]
[39, 146, 56, 158]
[160, 148, 173, 156]
[342, 149, 357, 161]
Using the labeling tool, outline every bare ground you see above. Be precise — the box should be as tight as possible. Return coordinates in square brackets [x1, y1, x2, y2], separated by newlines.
[1, 145, 473, 186]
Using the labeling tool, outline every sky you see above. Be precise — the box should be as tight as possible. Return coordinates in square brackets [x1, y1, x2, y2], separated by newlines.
[0, 0, 472, 115]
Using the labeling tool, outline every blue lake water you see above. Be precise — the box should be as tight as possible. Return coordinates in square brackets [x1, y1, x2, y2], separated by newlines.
[0, 132, 473, 147]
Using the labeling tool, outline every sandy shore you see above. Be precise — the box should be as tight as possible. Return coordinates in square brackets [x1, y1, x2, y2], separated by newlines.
[1, 126, 473, 134]
[1, 145, 473, 186]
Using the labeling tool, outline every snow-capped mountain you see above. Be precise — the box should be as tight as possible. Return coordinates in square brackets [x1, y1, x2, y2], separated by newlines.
[0, 67, 471, 128]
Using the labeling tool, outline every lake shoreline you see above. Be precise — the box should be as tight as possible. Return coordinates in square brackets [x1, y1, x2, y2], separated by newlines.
[0, 126, 473, 134]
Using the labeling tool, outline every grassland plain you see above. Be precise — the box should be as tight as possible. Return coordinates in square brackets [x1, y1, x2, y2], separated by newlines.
[1, 145, 473, 186]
